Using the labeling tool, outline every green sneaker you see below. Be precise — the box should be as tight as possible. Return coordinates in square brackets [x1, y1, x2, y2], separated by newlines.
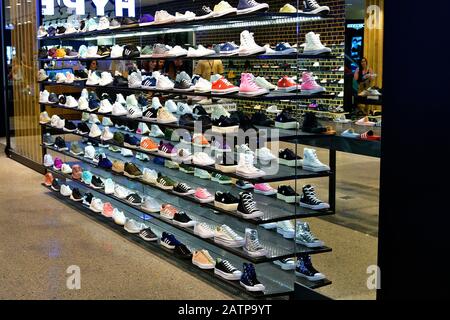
[179, 163, 195, 174]
[194, 168, 211, 179]
[156, 173, 177, 190]
[136, 152, 150, 162]
[165, 159, 179, 169]
[81, 112, 90, 122]
[140, 45, 153, 57]
[109, 145, 121, 153]
[113, 132, 124, 145]
[211, 172, 232, 184]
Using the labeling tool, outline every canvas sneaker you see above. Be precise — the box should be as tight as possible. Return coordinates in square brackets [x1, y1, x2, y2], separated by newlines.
[239, 73, 268, 96]
[214, 191, 239, 211]
[302, 148, 330, 171]
[156, 75, 175, 90]
[237, 0, 269, 14]
[277, 76, 300, 92]
[236, 191, 264, 219]
[211, 172, 232, 184]
[236, 180, 254, 190]
[211, 76, 239, 94]
[160, 204, 178, 219]
[240, 263, 265, 292]
[254, 183, 276, 196]
[236, 153, 265, 178]
[156, 174, 177, 190]
[299, 184, 330, 210]
[295, 221, 324, 247]
[302, 32, 331, 55]
[276, 220, 295, 238]
[301, 72, 326, 94]
[194, 188, 214, 203]
[173, 211, 196, 227]
[300, 0, 330, 15]
[151, 43, 171, 57]
[244, 228, 267, 257]
[275, 110, 299, 129]
[273, 258, 296, 270]
[255, 76, 276, 90]
[153, 10, 176, 24]
[193, 152, 215, 166]
[166, 45, 188, 57]
[219, 42, 239, 55]
[213, 1, 237, 17]
[239, 30, 265, 56]
[194, 168, 211, 179]
[215, 258, 242, 280]
[193, 223, 215, 239]
[277, 185, 299, 203]
[255, 147, 276, 163]
[295, 255, 325, 281]
[187, 45, 215, 57]
[279, 148, 303, 166]
[214, 225, 245, 247]
[193, 77, 212, 92]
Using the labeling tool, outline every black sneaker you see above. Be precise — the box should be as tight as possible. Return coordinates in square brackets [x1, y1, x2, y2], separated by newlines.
[174, 243, 192, 260]
[214, 258, 242, 280]
[82, 192, 94, 206]
[126, 193, 143, 206]
[251, 111, 274, 127]
[277, 185, 299, 203]
[214, 191, 239, 211]
[143, 107, 157, 120]
[197, 115, 212, 129]
[193, 104, 208, 117]
[212, 115, 239, 133]
[48, 93, 59, 103]
[278, 148, 303, 167]
[56, 26, 66, 35]
[58, 95, 66, 105]
[39, 48, 48, 59]
[63, 121, 77, 132]
[113, 74, 129, 87]
[51, 178, 60, 191]
[173, 182, 194, 196]
[179, 113, 196, 127]
[54, 136, 68, 151]
[299, 185, 330, 210]
[90, 176, 104, 189]
[70, 188, 83, 201]
[239, 115, 257, 131]
[123, 44, 140, 58]
[77, 122, 90, 135]
[275, 109, 299, 129]
[302, 0, 330, 16]
[172, 211, 195, 227]
[139, 227, 158, 241]
[174, 78, 193, 91]
[295, 255, 325, 281]
[195, 5, 215, 20]
[179, 163, 195, 174]
[237, 192, 264, 219]
[97, 45, 110, 57]
[74, 69, 88, 80]
[301, 112, 327, 133]
[120, 17, 139, 26]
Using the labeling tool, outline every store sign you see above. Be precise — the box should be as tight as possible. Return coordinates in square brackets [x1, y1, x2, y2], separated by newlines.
[41, 0, 135, 17]
[347, 23, 364, 30]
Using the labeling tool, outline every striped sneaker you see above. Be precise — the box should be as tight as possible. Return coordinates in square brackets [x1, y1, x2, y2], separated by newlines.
[160, 204, 178, 219]
[140, 137, 158, 151]
[173, 182, 195, 195]
[160, 232, 181, 249]
[125, 193, 143, 206]
[158, 141, 177, 156]
[156, 173, 177, 190]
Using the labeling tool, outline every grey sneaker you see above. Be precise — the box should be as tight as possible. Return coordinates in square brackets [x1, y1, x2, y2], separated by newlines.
[124, 219, 146, 234]
[140, 45, 153, 57]
[109, 18, 121, 29]
[43, 133, 55, 146]
[295, 222, 324, 248]
[70, 142, 83, 156]
[174, 71, 193, 91]
[243, 228, 267, 257]
[152, 43, 170, 57]
[211, 104, 230, 120]
[142, 196, 161, 213]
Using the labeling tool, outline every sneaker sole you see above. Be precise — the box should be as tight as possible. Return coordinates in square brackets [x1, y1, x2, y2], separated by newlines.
[243, 247, 267, 257]
[214, 201, 238, 211]
[192, 260, 215, 270]
[139, 234, 158, 241]
[214, 238, 244, 248]
[276, 227, 295, 239]
[278, 158, 303, 167]
[156, 182, 174, 190]
[213, 9, 237, 17]
[273, 260, 296, 270]
[295, 239, 324, 248]
[70, 195, 83, 202]
[194, 196, 214, 203]
[172, 190, 195, 196]
[275, 121, 299, 129]
[295, 271, 326, 281]
[160, 241, 175, 250]
[124, 226, 140, 234]
[236, 210, 264, 219]
[301, 49, 332, 55]
[211, 88, 239, 94]
[236, 4, 269, 15]
[211, 177, 232, 184]
[214, 268, 241, 281]
[266, 49, 298, 55]
[172, 220, 196, 228]
[236, 169, 265, 179]
[302, 165, 330, 172]
[276, 86, 298, 92]
[301, 88, 326, 95]
[239, 281, 265, 292]
[194, 229, 214, 239]
[211, 125, 239, 134]
[123, 172, 143, 179]
[299, 202, 330, 210]
[276, 193, 298, 203]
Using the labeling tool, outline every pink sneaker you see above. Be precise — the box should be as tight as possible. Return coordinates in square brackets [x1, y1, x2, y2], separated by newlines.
[160, 203, 178, 219]
[194, 188, 214, 203]
[102, 202, 114, 217]
[300, 72, 326, 94]
[53, 157, 63, 171]
[239, 73, 269, 96]
[254, 183, 277, 196]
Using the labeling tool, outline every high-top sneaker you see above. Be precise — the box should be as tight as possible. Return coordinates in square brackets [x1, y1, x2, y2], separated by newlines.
[300, 0, 330, 16]
[301, 112, 327, 133]
[275, 109, 299, 129]
[295, 255, 325, 281]
[295, 221, 324, 248]
[236, 153, 265, 178]
[239, 30, 265, 56]
[243, 228, 267, 257]
[237, 0, 269, 15]
[240, 263, 265, 292]
[302, 148, 330, 172]
[299, 185, 330, 210]
[302, 32, 331, 55]
[237, 191, 264, 219]
[301, 72, 326, 94]
[239, 73, 269, 96]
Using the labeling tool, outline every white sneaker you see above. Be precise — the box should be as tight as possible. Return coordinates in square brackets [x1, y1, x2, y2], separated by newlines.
[255, 76, 276, 90]
[127, 105, 143, 119]
[156, 75, 175, 90]
[80, 88, 89, 99]
[88, 114, 100, 124]
[112, 208, 127, 225]
[65, 72, 75, 84]
[193, 152, 215, 166]
[38, 69, 48, 81]
[84, 145, 96, 159]
[98, 99, 113, 113]
[302, 32, 331, 55]
[101, 127, 114, 141]
[176, 102, 193, 115]
[149, 125, 164, 137]
[302, 148, 330, 172]
[77, 97, 88, 110]
[86, 46, 101, 58]
[239, 30, 265, 56]
[39, 90, 50, 103]
[86, 70, 100, 85]
[193, 77, 212, 92]
[128, 71, 142, 88]
[61, 164, 72, 174]
[104, 178, 115, 194]
[154, 10, 176, 24]
[187, 45, 215, 57]
[99, 72, 113, 86]
[65, 96, 78, 108]
[165, 100, 177, 113]
[89, 198, 104, 213]
[112, 102, 128, 116]
[151, 97, 163, 109]
[256, 147, 277, 162]
[214, 224, 244, 247]
[110, 45, 124, 58]
[166, 45, 188, 57]
[114, 185, 129, 199]
[116, 93, 127, 105]
[266, 105, 281, 113]
[97, 16, 110, 30]
[39, 111, 51, 124]
[143, 168, 158, 184]
[51, 115, 65, 129]
[236, 153, 265, 178]
[43, 154, 54, 167]
[124, 219, 146, 234]
[276, 220, 295, 239]
[175, 11, 196, 22]
[60, 185, 72, 197]
[137, 122, 150, 135]
[55, 73, 67, 83]
[194, 223, 215, 239]
[89, 123, 102, 138]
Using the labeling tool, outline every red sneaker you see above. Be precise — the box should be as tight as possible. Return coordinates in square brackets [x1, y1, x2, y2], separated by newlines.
[44, 172, 54, 186]
[277, 76, 300, 92]
[360, 130, 381, 141]
[211, 76, 239, 94]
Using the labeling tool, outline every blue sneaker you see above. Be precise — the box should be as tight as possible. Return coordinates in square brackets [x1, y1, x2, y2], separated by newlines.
[98, 155, 112, 169]
[124, 134, 140, 148]
[237, 0, 269, 15]
[138, 95, 149, 108]
[153, 157, 165, 165]
[341, 129, 360, 139]
[88, 98, 100, 111]
[295, 255, 325, 281]
[240, 263, 265, 292]
[142, 76, 157, 88]
[136, 152, 150, 162]
[160, 232, 181, 249]
[81, 171, 93, 185]
[274, 42, 297, 55]
[219, 42, 239, 56]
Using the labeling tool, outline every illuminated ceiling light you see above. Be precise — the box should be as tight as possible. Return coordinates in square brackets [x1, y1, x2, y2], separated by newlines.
[6, 5, 11, 8]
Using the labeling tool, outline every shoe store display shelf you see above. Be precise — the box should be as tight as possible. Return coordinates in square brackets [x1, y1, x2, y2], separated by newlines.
[47, 166, 331, 265]
[38, 81, 337, 102]
[39, 102, 325, 142]
[44, 143, 334, 224]
[41, 123, 332, 184]
[42, 183, 331, 298]
[38, 12, 331, 42]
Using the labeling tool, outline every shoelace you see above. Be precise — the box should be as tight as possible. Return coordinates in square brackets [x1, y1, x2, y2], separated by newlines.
[304, 188, 322, 204]
[242, 32, 257, 47]
[306, 0, 321, 9]
[222, 260, 236, 272]
[248, 231, 263, 250]
[222, 225, 241, 240]
[242, 193, 258, 212]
